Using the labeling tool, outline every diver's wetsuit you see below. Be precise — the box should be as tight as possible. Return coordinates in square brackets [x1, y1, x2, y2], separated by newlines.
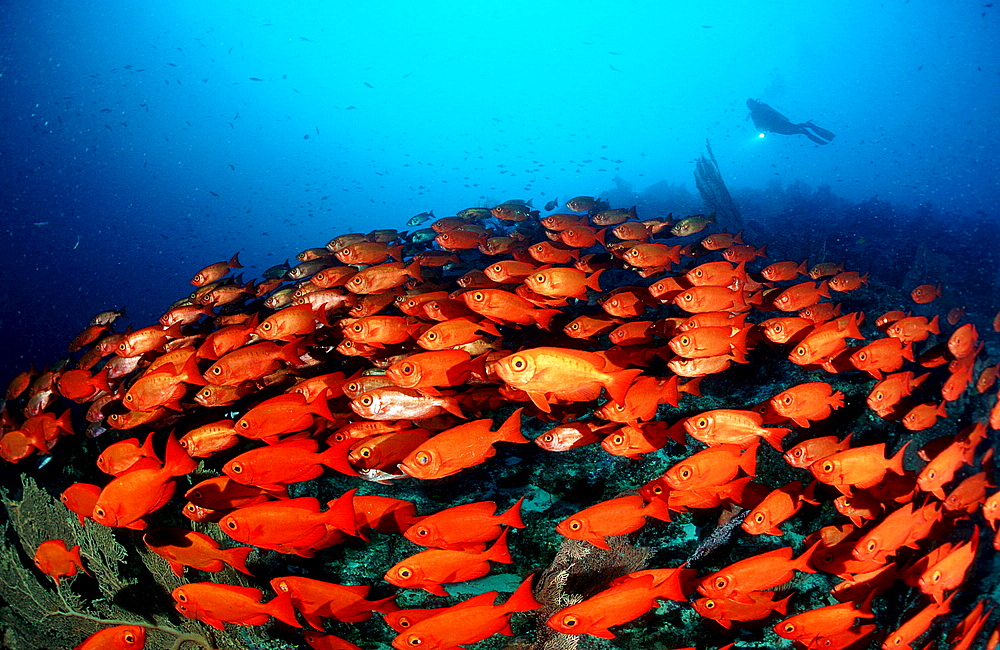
[746, 99, 835, 145]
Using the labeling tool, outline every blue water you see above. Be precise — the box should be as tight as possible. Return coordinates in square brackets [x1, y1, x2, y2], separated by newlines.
[1, 0, 998, 383]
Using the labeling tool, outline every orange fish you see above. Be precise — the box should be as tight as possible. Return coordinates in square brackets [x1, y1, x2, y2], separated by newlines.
[219, 492, 357, 557]
[74, 625, 146, 650]
[234, 392, 336, 440]
[546, 573, 670, 638]
[398, 409, 526, 479]
[404, 498, 524, 551]
[459, 289, 558, 329]
[849, 337, 914, 379]
[270, 576, 397, 630]
[223, 439, 355, 489]
[787, 313, 864, 369]
[901, 401, 947, 431]
[882, 592, 954, 649]
[741, 480, 817, 536]
[191, 252, 242, 286]
[556, 495, 671, 550]
[184, 475, 288, 511]
[911, 282, 942, 303]
[523, 267, 603, 299]
[770, 382, 844, 428]
[351, 387, 465, 420]
[917, 527, 979, 603]
[61, 482, 103, 525]
[533, 420, 609, 452]
[809, 442, 909, 495]
[384, 529, 512, 596]
[885, 314, 940, 343]
[761, 260, 807, 282]
[947, 323, 978, 360]
[96, 432, 159, 476]
[773, 599, 874, 644]
[867, 370, 930, 417]
[783, 432, 853, 469]
[385, 349, 483, 392]
[204, 340, 301, 385]
[663, 442, 758, 492]
[389, 574, 539, 650]
[684, 409, 790, 450]
[698, 544, 817, 602]
[771, 281, 830, 312]
[693, 591, 792, 629]
[92, 433, 198, 529]
[492, 347, 641, 413]
[33, 539, 87, 585]
[143, 527, 253, 577]
[172, 582, 301, 631]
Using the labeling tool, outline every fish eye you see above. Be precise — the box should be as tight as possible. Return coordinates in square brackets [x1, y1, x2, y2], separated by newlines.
[512, 358, 525, 369]
[651, 485, 663, 495]
[473, 292, 484, 301]
[541, 434, 553, 442]
[875, 391, 883, 400]
[754, 513, 764, 523]
[238, 420, 249, 429]
[416, 527, 428, 536]
[783, 395, 793, 404]
[867, 540, 877, 551]
[262, 322, 271, 331]
[931, 570, 941, 583]
[361, 396, 373, 406]
[568, 520, 582, 531]
[416, 452, 431, 465]
[94, 507, 105, 517]
[714, 577, 727, 589]
[211, 366, 222, 375]
[570, 323, 580, 330]
[821, 461, 834, 472]
[704, 600, 715, 609]
[927, 470, 936, 479]
[535, 274, 545, 282]
[124, 633, 135, 643]
[680, 468, 691, 479]
[124, 394, 133, 402]
[426, 332, 437, 340]
[176, 591, 187, 602]
[401, 363, 414, 375]
[795, 346, 806, 356]
[179, 440, 189, 449]
[226, 519, 238, 530]
[230, 463, 242, 473]
[858, 352, 867, 361]
[360, 448, 371, 458]
[783, 623, 796, 633]
[694, 269, 703, 277]
[612, 435, 624, 444]
[696, 417, 707, 429]
[398, 567, 412, 578]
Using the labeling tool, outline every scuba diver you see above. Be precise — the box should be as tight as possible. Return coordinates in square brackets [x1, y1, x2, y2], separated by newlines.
[746, 99, 836, 145]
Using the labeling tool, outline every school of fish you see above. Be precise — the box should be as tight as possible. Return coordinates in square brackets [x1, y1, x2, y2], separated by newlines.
[2, 193, 1000, 650]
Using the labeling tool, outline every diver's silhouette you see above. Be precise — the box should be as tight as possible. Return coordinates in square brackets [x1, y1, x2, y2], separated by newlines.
[746, 99, 835, 145]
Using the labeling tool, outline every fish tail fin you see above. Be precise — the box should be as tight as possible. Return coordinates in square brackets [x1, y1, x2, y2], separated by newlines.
[321, 438, 360, 477]
[267, 592, 302, 628]
[405, 260, 423, 284]
[928, 314, 941, 335]
[228, 252, 243, 269]
[500, 496, 526, 529]
[484, 528, 513, 564]
[325, 488, 360, 538]
[388, 245, 404, 262]
[532, 308, 560, 330]
[889, 440, 911, 476]
[605, 368, 643, 405]
[496, 408, 528, 444]
[741, 440, 759, 477]
[642, 494, 673, 523]
[763, 427, 791, 451]
[225, 546, 254, 575]
[163, 433, 198, 476]
[70, 544, 90, 577]
[795, 539, 822, 574]
[586, 268, 604, 291]
[502, 573, 541, 614]
[372, 594, 400, 614]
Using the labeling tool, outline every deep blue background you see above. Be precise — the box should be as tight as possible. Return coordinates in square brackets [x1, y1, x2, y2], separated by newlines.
[1, 1, 998, 386]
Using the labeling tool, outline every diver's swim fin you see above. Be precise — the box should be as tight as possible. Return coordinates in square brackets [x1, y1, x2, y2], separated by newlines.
[804, 131, 829, 145]
[806, 121, 835, 141]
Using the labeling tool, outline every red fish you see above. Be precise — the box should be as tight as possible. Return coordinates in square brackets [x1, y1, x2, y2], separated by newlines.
[384, 529, 513, 596]
[910, 282, 942, 303]
[172, 582, 301, 631]
[74, 625, 146, 650]
[92, 434, 198, 529]
[404, 498, 525, 551]
[191, 252, 241, 286]
[33, 539, 87, 585]
[770, 382, 844, 427]
[698, 544, 818, 602]
[546, 573, 670, 638]
[270, 576, 397, 630]
[389, 574, 539, 650]
[810, 442, 909, 496]
[492, 347, 641, 412]
[693, 591, 792, 629]
[61, 482, 103, 525]
[219, 492, 357, 557]
[556, 495, 672, 550]
[398, 409, 527, 479]
[142, 527, 253, 577]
